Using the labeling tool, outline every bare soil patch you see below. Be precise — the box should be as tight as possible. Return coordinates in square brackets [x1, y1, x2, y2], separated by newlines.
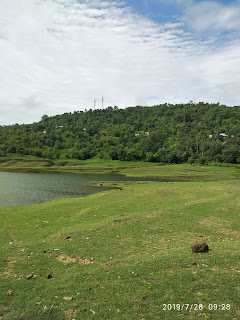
[1, 257, 21, 279]
[55, 254, 93, 264]
[65, 236, 73, 241]
[199, 217, 239, 238]
[65, 309, 77, 320]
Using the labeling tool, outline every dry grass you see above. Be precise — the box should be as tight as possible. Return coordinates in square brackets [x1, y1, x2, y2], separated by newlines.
[199, 217, 239, 239]
[55, 254, 93, 265]
[64, 309, 77, 320]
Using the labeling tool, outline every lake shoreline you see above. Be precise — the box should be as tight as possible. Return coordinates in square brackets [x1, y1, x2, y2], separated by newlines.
[0, 159, 240, 177]
[0, 171, 165, 207]
[1, 162, 240, 207]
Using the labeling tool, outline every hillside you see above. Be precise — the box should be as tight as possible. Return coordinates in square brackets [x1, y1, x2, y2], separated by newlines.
[0, 103, 240, 164]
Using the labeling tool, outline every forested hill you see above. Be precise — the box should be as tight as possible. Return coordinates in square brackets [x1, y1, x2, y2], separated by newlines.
[0, 103, 240, 164]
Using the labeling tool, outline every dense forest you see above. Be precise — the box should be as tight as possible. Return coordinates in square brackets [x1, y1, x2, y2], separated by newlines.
[0, 102, 240, 164]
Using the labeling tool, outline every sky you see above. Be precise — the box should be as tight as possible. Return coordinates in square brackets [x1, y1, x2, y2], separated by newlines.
[0, 0, 240, 125]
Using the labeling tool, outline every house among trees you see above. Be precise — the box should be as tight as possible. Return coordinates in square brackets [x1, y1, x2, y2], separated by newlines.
[209, 133, 234, 139]
[135, 132, 150, 137]
[219, 133, 227, 138]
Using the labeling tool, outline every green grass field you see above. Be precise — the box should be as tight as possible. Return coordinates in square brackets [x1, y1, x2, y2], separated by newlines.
[0, 163, 239, 319]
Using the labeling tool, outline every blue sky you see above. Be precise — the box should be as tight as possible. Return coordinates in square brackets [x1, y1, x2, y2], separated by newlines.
[124, 0, 239, 23]
[0, 0, 240, 124]
[124, 0, 183, 23]
[125, 0, 240, 35]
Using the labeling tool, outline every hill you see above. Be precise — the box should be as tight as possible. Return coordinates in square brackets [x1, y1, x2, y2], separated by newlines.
[0, 102, 240, 164]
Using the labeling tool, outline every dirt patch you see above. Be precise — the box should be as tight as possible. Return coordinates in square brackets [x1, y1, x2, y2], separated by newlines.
[0, 304, 9, 317]
[210, 266, 240, 273]
[144, 211, 164, 219]
[1, 257, 21, 279]
[199, 217, 239, 238]
[65, 236, 73, 241]
[65, 309, 77, 320]
[113, 218, 131, 224]
[55, 254, 93, 264]
[7, 257, 16, 263]
[76, 208, 90, 216]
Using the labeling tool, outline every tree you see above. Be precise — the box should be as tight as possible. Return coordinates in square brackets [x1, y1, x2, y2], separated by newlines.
[41, 114, 48, 122]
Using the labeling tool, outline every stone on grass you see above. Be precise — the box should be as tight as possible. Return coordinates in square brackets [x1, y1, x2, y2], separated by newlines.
[25, 274, 37, 280]
[63, 295, 74, 301]
[191, 243, 210, 253]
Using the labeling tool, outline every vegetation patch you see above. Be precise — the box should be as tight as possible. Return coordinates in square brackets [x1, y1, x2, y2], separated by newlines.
[0, 165, 239, 319]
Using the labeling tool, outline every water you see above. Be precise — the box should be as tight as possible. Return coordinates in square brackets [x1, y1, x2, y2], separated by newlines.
[0, 172, 154, 207]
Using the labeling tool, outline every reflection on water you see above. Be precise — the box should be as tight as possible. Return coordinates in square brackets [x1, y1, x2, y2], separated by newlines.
[0, 172, 152, 207]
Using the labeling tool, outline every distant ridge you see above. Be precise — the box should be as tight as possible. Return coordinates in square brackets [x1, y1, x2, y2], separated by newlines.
[0, 103, 239, 164]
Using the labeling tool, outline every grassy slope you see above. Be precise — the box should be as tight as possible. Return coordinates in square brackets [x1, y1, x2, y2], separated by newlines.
[0, 158, 240, 177]
[0, 164, 239, 320]
[0, 159, 156, 174]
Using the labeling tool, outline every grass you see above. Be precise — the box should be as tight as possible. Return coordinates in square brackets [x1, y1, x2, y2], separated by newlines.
[0, 158, 155, 174]
[0, 158, 240, 178]
[0, 164, 239, 319]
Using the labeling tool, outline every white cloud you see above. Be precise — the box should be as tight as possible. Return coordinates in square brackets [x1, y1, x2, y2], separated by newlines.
[0, 0, 240, 125]
[183, 1, 240, 32]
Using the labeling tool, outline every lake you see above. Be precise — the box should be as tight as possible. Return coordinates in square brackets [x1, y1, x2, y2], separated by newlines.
[0, 172, 153, 207]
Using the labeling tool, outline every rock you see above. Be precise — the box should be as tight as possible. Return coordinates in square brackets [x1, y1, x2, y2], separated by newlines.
[191, 243, 209, 253]
[90, 309, 96, 315]
[25, 274, 36, 280]
[63, 295, 74, 301]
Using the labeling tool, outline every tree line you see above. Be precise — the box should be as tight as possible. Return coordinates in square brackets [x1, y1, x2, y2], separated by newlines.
[0, 102, 240, 164]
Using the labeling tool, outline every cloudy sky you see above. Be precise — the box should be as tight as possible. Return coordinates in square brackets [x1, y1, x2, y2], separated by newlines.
[0, 0, 240, 125]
